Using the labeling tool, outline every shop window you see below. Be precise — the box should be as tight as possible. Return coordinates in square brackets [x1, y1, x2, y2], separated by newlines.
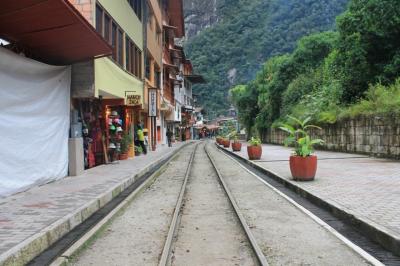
[95, 4, 103, 35]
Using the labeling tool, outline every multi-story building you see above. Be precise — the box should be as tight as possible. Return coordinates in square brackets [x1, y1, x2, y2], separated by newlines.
[173, 46, 205, 140]
[69, 0, 145, 166]
[143, 0, 163, 150]
[161, 0, 185, 139]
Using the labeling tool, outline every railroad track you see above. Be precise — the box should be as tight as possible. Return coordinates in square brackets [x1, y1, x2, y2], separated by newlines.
[27, 140, 398, 265]
[158, 142, 268, 266]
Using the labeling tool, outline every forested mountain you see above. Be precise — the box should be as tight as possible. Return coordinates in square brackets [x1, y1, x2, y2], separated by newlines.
[184, 0, 349, 117]
[231, 0, 400, 137]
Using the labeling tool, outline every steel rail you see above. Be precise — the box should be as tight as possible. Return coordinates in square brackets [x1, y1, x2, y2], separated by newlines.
[204, 144, 270, 266]
[158, 143, 199, 266]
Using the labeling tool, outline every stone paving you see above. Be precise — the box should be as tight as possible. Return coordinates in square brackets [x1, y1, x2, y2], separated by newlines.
[0, 142, 185, 265]
[223, 143, 400, 242]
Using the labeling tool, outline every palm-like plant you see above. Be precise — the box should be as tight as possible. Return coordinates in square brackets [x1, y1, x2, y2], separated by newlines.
[279, 116, 324, 157]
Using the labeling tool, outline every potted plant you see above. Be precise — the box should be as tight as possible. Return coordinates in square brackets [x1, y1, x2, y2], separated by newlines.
[247, 137, 262, 160]
[222, 137, 230, 148]
[216, 136, 222, 145]
[279, 116, 324, 181]
[119, 132, 133, 160]
[230, 133, 242, 152]
[134, 145, 143, 156]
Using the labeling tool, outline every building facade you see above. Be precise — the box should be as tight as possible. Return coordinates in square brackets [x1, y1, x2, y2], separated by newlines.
[70, 0, 145, 167]
[143, 0, 163, 150]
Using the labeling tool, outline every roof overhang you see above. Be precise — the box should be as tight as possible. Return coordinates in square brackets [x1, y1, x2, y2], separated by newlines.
[163, 59, 179, 71]
[0, 0, 112, 65]
[162, 23, 178, 31]
[185, 74, 206, 84]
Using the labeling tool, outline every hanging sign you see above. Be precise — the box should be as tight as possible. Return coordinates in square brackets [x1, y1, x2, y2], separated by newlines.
[125, 91, 141, 106]
[148, 88, 158, 117]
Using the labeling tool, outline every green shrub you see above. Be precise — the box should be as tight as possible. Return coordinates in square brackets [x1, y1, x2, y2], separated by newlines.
[341, 79, 400, 118]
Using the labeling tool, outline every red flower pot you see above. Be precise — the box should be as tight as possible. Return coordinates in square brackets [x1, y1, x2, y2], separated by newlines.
[223, 140, 231, 148]
[232, 142, 242, 152]
[247, 145, 262, 160]
[289, 155, 317, 181]
[119, 153, 129, 160]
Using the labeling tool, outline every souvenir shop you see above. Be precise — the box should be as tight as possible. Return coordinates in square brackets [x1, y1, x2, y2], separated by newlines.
[71, 98, 141, 169]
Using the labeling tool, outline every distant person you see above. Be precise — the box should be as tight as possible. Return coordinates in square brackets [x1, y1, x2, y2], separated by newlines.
[166, 129, 173, 147]
[137, 125, 147, 155]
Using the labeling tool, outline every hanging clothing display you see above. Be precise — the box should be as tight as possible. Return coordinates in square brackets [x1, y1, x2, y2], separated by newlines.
[0, 47, 71, 197]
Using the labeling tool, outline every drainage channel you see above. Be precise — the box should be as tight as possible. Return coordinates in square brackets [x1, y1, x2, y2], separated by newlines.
[27, 144, 191, 266]
[217, 145, 400, 266]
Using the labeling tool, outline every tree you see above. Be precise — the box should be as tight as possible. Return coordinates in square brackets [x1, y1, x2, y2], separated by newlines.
[336, 0, 400, 102]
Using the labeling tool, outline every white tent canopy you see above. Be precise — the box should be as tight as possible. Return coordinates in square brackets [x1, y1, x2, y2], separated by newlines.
[0, 47, 71, 197]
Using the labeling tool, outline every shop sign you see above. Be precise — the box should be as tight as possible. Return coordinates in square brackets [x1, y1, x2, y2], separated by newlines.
[149, 88, 157, 117]
[125, 91, 141, 106]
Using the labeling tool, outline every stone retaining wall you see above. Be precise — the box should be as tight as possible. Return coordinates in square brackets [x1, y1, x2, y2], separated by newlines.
[262, 116, 400, 159]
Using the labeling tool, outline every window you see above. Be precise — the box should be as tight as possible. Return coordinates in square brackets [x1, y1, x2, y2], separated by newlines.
[126, 36, 131, 72]
[111, 22, 117, 61]
[136, 48, 142, 78]
[127, 0, 142, 20]
[130, 43, 136, 75]
[96, 4, 142, 79]
[155, 70, 161, 89]
[118, 29, 123, 66]
[104, 14, 110, 43]
[145, 54, 151, 80]
[96, 4, 103, 35]
[123, 37, 143, 79]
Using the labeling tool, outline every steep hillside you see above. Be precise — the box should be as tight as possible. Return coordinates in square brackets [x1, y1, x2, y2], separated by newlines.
[184, 0, 349, 117]
[184, 0, 220, 39]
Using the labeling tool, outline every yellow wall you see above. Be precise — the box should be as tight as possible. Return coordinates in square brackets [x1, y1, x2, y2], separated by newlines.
[95, 57, 143, 105]
[98, 0, 143, 48]
[94, 1, 144, 104]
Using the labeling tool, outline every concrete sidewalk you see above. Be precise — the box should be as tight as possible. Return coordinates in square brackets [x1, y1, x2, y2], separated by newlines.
[0, 142, 187, 266]
[219, 142, 400, 256]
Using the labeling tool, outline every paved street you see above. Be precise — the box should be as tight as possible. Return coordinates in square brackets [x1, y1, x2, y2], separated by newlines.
[0, 143, 185, 265]
[225, 143, 400, 243]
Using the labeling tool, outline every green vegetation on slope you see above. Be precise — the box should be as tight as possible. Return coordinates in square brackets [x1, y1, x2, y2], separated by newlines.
[231, 0, 400, 136]
[185, 0, 349, 117]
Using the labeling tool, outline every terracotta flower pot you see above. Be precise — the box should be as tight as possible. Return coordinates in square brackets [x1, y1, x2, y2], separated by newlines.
[119, 153, 129, 160]
[232, 142, 242, 152]
[289, 155, 317, 181]
[247, 145, 262, 160]
[223, 140, 231, 148]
